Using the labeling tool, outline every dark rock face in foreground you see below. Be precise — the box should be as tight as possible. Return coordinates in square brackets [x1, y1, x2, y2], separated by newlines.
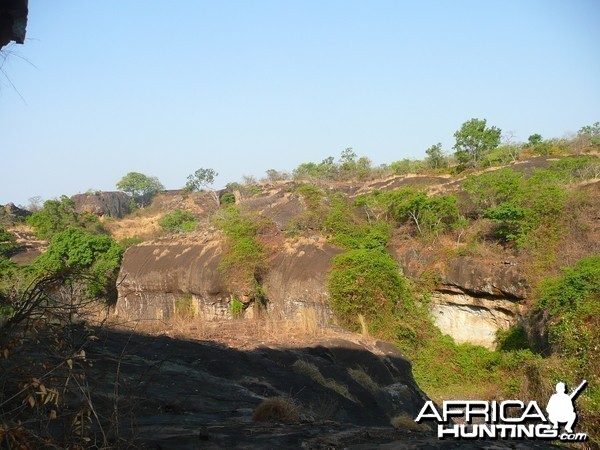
[71, 191, 131, 218]
[76, 328, 557, 449]
[0, 323, 563, 449]
[84, 329, 432, 448]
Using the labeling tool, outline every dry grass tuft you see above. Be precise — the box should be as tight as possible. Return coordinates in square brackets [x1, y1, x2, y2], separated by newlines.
[298, 307, 319, 336]
[347, 367, 379, 392]
[252, 396, 300, 424]
[292, 360, 356, 402]
[390, 412, 429, 431]
[358, 314, 369, 336]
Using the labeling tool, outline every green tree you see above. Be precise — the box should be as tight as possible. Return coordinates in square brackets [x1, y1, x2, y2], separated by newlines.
[386, 190, 459, 236]
[33, 228, 123, 299]
[27, 196, 102, 239]
[185, 168, 219, 205]
[389, 159, 425, 175]
[528, 134, 543, 146]
[293, 157, 337, 181]
[453, 118, 502, 166]
[577, 121, 600, 147]
[425, 143, 446, 169]
[116, 172, 164, 207]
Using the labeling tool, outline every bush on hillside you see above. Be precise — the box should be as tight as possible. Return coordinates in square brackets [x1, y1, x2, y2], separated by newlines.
[27, 196, 104, 239]
[158, 209, 197, 233]
[328, 249, 411, 330]
[535, 257, 600, 373]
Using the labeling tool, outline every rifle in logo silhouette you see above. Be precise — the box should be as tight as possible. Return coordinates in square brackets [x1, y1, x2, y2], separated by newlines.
[569, 380, 587, 400]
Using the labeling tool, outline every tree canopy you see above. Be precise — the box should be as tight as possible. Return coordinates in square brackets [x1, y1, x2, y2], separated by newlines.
[185, 168, 218, 192]
[453, 118, 502, 166]
[27, 196, 102, 239]
[116, 172, 164, 207]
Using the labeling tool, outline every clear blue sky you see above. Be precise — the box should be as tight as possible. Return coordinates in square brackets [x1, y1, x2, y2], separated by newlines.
[1, 0, 599, 206]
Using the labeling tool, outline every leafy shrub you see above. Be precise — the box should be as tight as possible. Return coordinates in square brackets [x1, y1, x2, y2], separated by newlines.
[290, 185, 328, 232]
[119, 236, 144, 248]
[175, 294, 195, 318]
[386, 190, 459, 236]
[328, 249, 410, 329]
[496, 327, 530, 352]
[230, 295, 244, 318]
[463, 168, 524, 210]
[483, 145, 521, 167]
[27, 196, 104, 239]
[158, 209, 197, 233]
[535, 257, 600, 372]
[546, 156, 600, 181]
[389, 158, 425, 175]
[293, 149, 375, 181]
[32, 228, 124, 300]
[536, 257, 600, 316]
[220, 192, 236, 206]
[484, 202, 529, 242]
[0, 227, 18, 258]
[213, 208, 268, 294]
[295, 185, 325, 210]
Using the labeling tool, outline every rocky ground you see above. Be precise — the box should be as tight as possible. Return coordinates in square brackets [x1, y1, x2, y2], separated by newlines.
[1, 319, 562, 449]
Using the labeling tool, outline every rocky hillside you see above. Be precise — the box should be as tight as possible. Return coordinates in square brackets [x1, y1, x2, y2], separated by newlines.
[112, 155, 599, 350]
[2, 153, 598, 448]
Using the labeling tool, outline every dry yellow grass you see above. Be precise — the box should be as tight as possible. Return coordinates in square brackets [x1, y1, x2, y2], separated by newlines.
[390, 412, 429, 431]
[347, 367, 379, 392]
[252, 396, 300, 423]
[104, 213, 163, 241]
[358, 314, 369, 336]
[292, 360, 356, 402]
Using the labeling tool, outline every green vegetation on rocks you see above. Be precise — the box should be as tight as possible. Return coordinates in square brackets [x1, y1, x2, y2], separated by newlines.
[159, 209, 197, 233]
[0, 227, 18, 258]
[27, 196, 104, 239]
[213, 207, 268, 297]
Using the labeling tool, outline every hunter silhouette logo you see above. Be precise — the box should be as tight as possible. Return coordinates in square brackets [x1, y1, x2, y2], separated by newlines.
[415, 380, 589, 442]
[546, 380, 586, 434]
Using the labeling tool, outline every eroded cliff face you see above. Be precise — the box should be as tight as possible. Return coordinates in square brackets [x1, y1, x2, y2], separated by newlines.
[396, 247, 527, 349]
[116, 230, 527, 349]
[263, 237, 343, 324]
[433, 257, 526, 348]
[115, 234, 342, 324]
[115, 182, 533, 349]
[115, 236, 228, 321]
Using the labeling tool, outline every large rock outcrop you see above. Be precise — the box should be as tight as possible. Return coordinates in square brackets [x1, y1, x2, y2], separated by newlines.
[71, 191, 131, 218]
[115, 236, 228, 320]
[0, 202, 30, 225]
[263, 237, 343, 324]
[115, 235, 341, 324]
[439, 257, 528, 299]
[395, 248, 527, 349]
[431, 257, 527, 348]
